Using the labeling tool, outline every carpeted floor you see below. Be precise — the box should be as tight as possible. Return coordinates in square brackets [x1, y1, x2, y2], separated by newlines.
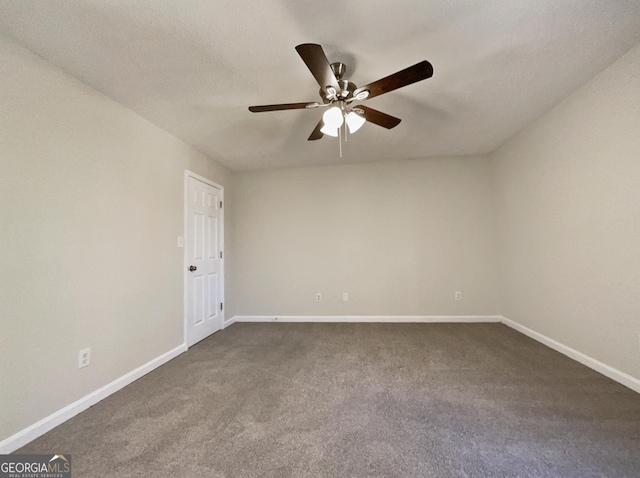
[17, 323, 640, 477]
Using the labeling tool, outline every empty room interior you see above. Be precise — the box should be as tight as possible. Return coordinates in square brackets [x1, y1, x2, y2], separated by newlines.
[1, 1, 640, 476]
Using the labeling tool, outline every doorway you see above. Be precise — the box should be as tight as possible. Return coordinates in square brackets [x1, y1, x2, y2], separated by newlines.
[184, 171, 224, 347]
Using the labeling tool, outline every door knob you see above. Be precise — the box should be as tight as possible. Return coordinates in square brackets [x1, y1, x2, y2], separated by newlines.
[189, 265, 197, 272]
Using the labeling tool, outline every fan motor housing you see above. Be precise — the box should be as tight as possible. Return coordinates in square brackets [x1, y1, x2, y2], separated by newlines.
[319, 62, 357, 102]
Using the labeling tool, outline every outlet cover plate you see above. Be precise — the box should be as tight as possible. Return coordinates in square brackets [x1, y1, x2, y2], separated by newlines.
[79, 348, 91, 368]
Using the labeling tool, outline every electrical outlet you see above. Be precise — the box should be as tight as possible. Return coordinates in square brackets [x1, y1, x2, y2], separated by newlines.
[316, 293, 322, 301]
[79, 348, 91, 368]
[455, 291, 462, 301]
[342, 292, 349, 302]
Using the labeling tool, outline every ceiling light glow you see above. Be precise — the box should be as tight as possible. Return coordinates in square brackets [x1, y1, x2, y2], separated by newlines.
[322, 106, 344, 128]
[320, 124, 339, 137]
[345, 112, 366, 134]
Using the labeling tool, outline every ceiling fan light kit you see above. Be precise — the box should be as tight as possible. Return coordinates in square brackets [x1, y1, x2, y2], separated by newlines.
[248, 43, 433, 157]
[322, 106, 344, 129]
[345, 111, 366, 134]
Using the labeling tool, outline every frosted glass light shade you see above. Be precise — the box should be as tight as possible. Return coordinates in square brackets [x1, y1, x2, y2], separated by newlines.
[320, 124, 339, 137]
[345, 112, 366, 133]
[322, 106, 344, 128]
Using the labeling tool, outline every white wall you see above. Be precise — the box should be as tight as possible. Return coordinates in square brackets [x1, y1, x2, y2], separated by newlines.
[230, 156, 499, 318]
[491, 43, 640, 381]
[0, 35, 232, 442]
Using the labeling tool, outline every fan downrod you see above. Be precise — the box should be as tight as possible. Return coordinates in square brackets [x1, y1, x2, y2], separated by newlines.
[330, 62, 346, 80]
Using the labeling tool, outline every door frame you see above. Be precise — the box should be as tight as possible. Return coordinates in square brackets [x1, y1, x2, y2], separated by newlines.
[183, 170, 225, 347]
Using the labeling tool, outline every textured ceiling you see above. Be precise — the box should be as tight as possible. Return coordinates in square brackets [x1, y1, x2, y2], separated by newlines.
[1, 1, 640, 171]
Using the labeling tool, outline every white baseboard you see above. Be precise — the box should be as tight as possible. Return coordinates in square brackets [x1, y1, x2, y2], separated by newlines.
[5, 315, 637, 454]
[235, 314, 640, 394]
[222, 316, 236, 329]
[232, 315, 502, 323]
[0, 344, 187, 454]
[501, 316, 640, 394]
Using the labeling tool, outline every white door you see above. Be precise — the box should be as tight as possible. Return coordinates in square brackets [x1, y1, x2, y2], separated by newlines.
[185, 174, 224, 347]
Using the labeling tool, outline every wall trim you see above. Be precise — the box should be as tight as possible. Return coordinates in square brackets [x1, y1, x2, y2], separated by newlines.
[232, 315, 502, 323]
[6, 315, 638, 453]
[223, 316, 237, 329]
[0, 344, 187, 454]
[234, 314, 640, 394]
[501, 316, 640, 394]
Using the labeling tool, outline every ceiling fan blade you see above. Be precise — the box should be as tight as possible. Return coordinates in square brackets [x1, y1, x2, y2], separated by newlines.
[353, 60, 433, 100]
[357, 106, 401, 129]
[249, 102, 319, 113]
[295, 43, 342, 95]
[308, 120, 324, 140]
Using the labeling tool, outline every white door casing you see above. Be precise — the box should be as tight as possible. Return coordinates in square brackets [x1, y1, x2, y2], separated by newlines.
[184, 172, 224, 347]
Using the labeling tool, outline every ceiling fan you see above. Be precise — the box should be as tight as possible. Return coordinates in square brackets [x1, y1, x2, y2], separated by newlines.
[248, 44, 434, 143]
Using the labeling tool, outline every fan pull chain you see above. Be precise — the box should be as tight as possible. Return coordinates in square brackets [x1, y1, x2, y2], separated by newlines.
[339, 122, 343, 158]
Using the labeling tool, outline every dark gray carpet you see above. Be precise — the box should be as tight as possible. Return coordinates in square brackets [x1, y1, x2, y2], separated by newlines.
[17, 323, 640, 477]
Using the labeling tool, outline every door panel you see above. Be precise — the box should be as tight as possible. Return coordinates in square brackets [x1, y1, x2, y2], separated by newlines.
[193, 275, 205, 325]
[208, 272, 219, 320]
